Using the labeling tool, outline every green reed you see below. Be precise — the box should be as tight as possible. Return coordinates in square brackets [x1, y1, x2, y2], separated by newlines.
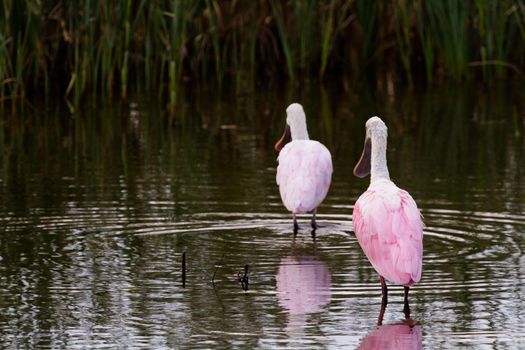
[0, 0, 524, 105]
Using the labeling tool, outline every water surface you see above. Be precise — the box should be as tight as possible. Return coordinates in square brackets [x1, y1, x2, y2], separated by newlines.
[0, 84, 524, 349]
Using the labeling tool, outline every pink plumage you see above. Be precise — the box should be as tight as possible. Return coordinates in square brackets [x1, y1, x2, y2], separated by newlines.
[353, 179, 423, 286]
[275, 103, 332, 230]
[276, 140, 333, 214]
[352, 116, 423, 319]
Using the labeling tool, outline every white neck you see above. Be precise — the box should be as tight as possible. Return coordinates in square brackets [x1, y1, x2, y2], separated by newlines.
[288, 112, 309, 140]
[291, 123, 309, 140]
[370, 129, 390, 183]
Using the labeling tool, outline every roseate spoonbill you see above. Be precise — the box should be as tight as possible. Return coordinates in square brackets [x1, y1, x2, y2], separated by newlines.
[352, 117, 423, 321]
[275, 103, 333, 233]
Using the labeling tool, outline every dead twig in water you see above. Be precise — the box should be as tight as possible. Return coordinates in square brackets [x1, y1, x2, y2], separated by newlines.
[237, 264, 249, 291]
[182, 251, 186, 288]
[212, 254, 225, 285]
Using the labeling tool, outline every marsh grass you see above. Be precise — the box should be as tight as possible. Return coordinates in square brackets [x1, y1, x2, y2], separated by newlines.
[0, 0, 524, 105]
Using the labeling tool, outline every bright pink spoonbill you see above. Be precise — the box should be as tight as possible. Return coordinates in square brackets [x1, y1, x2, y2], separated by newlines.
[352, 117, 423, 320]
[275, 103, 333, 233]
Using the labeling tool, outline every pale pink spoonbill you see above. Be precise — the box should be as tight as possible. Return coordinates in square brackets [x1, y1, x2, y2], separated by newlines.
[352, 117, 423, 321]
[275, 103, 333, 233]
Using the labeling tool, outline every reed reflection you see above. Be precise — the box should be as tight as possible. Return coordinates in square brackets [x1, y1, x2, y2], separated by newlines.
[275, 234, 331, 334]
[357, 319, 422, 350]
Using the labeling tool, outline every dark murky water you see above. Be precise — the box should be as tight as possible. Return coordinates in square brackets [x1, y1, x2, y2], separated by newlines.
[1, 84, 524, 349]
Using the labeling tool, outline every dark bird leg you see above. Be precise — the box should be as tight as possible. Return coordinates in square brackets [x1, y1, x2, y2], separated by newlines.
[378, 276, 388, 325]
[311, 229, 317, 254]
[380, 276, 388, 306]
[293, 214, 299, 234]
[377, 299, 386, 326]
[403, 286, 411, 319]
[311, 209, 317, 229]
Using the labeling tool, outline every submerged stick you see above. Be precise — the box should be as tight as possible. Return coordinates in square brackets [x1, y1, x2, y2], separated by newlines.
[237, 264, 249, 291]
[182, 251, 186, 288]
[212, 254, 225, 285]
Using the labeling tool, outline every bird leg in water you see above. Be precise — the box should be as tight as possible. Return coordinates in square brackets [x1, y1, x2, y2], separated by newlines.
[380, 276, 388, 306]
[377, 276, 388, 325]
[311, 231, 317, 254]
[293, 214, 299, 234]
[377, 299, 386, 326]
[403, 286, 411, 319]
[311, 209, 317, 229]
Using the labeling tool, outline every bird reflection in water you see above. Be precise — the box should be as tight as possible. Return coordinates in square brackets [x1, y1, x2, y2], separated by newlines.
[357, 319, 422, 350]
[275, 233, 332, 334]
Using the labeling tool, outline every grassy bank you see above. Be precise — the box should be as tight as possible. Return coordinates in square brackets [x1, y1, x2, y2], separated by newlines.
[1, 0, 525, 104]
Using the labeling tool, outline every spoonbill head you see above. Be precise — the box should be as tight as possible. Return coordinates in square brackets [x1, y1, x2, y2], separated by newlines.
[275, 103, 309, 152]
[352, 116, 423, 321]
[275, 103, 333, 233]
[354, 116, 389, 181]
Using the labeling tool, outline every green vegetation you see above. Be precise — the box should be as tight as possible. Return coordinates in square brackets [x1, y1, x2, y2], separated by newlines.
[1, 0, 525, 104]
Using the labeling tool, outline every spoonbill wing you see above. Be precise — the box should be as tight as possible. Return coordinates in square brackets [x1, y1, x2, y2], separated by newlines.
[277, 140, 333, 214]
[353, 180, 423, 286]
